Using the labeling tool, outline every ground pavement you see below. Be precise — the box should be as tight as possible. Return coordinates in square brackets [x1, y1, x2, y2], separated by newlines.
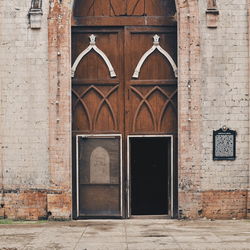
[0, 219, 249, 250]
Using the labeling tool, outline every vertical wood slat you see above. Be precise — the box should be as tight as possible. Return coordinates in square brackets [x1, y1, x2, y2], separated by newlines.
[145, 0, 164, 16]
[94, 0, 110, 16]
[110, 0, 127, 16]
[73, 0, 95, 16]
[73, 0, 176, 17]
[127, 0, 145, 16]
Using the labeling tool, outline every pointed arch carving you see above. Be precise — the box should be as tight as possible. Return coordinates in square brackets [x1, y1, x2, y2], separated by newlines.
[72, 84, 119, 131]
[92, 85, 118, 130]
[131, 86, 177, 132]
[71, 34, 116, 78]
[132, 34, 178, 79]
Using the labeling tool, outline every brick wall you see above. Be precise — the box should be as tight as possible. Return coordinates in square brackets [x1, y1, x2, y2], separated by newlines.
[177, 0, 203, 219]
[198, 0, 249, 218]
[0, 0, 249, 220]
[0, 0, 57, 220]
[0, 0, 72, 220]
[0, 0, 49, 188]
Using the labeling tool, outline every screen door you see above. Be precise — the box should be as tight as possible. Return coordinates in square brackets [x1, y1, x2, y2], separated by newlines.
[77, 135, 122, 218]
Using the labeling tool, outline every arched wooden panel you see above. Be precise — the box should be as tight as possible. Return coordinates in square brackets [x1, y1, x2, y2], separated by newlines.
[72, 27, 177, 134]
[73, 0, 176, 17]
[72, 29, 124, 134]
[129, 86, 177, 133]
[132, 34, 177, 78]
[72, 34, 116, 78]
[125, 27, 177, 134]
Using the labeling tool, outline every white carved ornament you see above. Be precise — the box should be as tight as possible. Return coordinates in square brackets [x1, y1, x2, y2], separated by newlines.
[133, 34, 178, 78]
[71, 34, 116, 78]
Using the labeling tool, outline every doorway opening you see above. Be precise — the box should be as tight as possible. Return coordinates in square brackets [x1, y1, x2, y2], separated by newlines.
[129, 136, 172, 216]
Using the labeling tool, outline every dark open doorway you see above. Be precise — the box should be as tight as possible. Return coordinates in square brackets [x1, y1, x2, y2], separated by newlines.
[130, 137, 170, 215]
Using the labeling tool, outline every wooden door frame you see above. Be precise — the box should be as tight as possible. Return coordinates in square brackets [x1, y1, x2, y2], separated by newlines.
[47, 0, 201, 219]
[76, 134, 123, 218]
[127, 135, 174, 218]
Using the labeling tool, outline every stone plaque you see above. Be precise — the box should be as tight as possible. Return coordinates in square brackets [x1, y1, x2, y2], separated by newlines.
[213, 128, 236, 160]
[90, 146, 110, 184]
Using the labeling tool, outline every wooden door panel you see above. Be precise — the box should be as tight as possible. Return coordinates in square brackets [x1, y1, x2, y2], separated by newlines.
[145, 0, 176, 16]
[73, 0, 94, 17]
[74, 0, 176, 17]
[110, 0, 126, 16]
[72, 84, 120, 131]
[72, 32, 120, 80]
[128, 85, 177, 133]
[125, 27, 177, 134]
[72, 29, 124, 133]
[125, 30, 177, 80]
[73, 0, 111, 17]
[127, 0, 145, 16]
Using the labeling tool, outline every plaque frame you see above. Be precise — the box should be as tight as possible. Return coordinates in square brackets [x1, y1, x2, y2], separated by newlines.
[213, 128, 237, 161]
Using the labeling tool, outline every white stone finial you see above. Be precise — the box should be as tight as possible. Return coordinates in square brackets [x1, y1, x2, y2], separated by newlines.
[89, 34, 96, 45]
[153, 34, 160, 45]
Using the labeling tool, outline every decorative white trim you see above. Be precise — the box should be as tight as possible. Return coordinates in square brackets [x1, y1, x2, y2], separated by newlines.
[132, 34, 178, 78]
[71, 34, 116, 78]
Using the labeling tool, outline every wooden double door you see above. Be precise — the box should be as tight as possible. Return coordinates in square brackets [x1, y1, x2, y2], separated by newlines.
[72, 26, 177, 218]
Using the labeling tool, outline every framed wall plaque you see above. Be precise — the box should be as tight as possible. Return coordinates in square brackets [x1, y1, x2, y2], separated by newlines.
[213, 127, 236, 161]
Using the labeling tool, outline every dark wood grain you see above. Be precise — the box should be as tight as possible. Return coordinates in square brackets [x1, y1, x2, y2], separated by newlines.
[72, 29, 124, 133]
[73, 0, 176, 18]
[72, 16, 177, 26]
[127, 0, 145, 16]
[110, 0, 126, 16]
[124, 27, 177, 134]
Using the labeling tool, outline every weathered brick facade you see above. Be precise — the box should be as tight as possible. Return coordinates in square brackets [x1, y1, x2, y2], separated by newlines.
[0, 0, 249, 219]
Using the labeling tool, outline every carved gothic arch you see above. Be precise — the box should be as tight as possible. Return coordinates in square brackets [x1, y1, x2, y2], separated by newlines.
[71, 34, 116, 78]
[132, 34, 178, 78]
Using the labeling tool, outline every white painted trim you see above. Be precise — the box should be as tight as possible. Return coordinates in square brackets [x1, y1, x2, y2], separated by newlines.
[120, 135, 123, 217]
[133, 34, 178, 78]
[127, 136, 130, 217]
[170, 136, 174, 218]
[127, 135, 174, 218]
[76, 134, 122, 217]
[71, 34, 116, 78]
[76, 136, 79, 217]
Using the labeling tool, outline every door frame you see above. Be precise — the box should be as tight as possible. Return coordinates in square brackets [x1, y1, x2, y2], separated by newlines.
[76, 134, 123, 218]
[127, 135, 174, 218]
